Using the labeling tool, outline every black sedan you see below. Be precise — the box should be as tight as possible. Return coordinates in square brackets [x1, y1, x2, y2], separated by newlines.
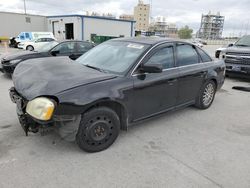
[0, 40, 95, 76]
[10, 37, 225, 152]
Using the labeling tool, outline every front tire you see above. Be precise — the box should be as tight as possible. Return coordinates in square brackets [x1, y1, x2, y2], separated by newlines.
[26, 45, 34, 51]
[195, 80, 216, 109]
[76, 107, 120, 152]
[14, 42, 19, 48]
[215, 51, 220, 58]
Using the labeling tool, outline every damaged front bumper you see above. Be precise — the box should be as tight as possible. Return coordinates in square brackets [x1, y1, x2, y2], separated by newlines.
[9, 87, 81, 141]
[9, 87, 40, 135]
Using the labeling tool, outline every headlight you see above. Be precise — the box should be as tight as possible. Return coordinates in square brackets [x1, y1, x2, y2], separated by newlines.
[26, 97, 55, 121]
[9, 59, 22, 64]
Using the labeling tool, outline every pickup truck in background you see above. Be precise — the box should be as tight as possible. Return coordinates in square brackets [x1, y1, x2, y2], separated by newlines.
[220, 35, 250, 78]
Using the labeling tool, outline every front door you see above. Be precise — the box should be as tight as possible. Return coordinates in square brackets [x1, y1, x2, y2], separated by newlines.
[50, 42, 77, 58]
[131, 44, 179, 121]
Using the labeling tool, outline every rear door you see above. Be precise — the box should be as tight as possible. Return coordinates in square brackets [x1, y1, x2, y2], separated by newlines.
[176, 43, 206, 105]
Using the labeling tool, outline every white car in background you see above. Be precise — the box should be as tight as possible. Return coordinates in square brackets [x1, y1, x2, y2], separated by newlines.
[18, 37, 56, 51]
[192, 41, 204, 48]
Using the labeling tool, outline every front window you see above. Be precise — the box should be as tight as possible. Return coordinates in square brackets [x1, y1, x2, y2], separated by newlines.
[51, 42, 75, 54]
[76, 41, 149, 75]
[36, 38, 43, 42]
[145, 46, 174, 69]
[235, 35, 250, 47]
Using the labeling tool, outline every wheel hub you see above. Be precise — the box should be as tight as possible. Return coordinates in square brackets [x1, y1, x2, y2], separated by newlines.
[88, 119, 111, 142]
[203, 83, 214, 106]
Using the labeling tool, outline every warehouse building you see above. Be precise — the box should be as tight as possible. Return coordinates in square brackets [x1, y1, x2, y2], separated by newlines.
[0, 12, 135, 43]
[0, 11, 47, 38]
[47, 15, 135, 42]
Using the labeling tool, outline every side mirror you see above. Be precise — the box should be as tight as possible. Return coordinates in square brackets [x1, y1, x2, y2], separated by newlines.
[51, 50, 59, 56]
[140, 64, 163, 73]
[228, 43, 234, 47]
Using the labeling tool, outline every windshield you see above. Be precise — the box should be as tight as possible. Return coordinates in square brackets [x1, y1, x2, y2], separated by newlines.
[36, 41, 59, 52]
[235, 35, 250, 47]
[76, 41, 149, 75]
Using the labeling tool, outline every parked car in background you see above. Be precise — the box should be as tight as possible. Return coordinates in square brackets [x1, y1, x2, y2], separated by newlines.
[220, 35, 250, 77]
[9, 37, 225, 152]
[192, 41, 204, 48]
[10, 32, 55, 48]
[0, 40, 95, 76]
[18, 37, 56, 51]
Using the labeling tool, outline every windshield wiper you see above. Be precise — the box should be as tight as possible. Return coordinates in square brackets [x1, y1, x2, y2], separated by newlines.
[84, 64, 105, 72]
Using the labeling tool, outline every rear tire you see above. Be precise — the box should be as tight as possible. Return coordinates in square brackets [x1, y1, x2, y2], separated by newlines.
[76, 107, 120, 152]
[26, 45, 34, 51]
[195, 80, 216, 109]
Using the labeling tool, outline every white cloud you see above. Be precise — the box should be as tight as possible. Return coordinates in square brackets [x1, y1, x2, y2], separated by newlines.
[0, 0, 249, 36]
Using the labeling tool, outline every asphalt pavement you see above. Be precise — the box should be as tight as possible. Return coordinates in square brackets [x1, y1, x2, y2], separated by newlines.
[0, 44, 250, 188]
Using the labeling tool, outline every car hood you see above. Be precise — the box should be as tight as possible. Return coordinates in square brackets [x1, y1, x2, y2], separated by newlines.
[225, 46, 250, 53]
[12, 57, 117, 100]
[216, 47, 227, 51]
[2, 51, 42, 61]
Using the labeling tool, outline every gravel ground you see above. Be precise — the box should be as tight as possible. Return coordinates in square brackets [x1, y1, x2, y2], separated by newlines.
[0, 45, 250, 188]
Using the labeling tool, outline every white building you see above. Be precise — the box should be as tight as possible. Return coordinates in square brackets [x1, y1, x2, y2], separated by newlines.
[47, 15, 135, 41]
[148, 16, 178, 38]
[0, 11, 47, 38]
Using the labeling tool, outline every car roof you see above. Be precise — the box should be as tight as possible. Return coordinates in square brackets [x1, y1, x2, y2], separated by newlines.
[59, 40, 91, 43]
[57, 40, 93, 45]
[112, 37, 186, 45]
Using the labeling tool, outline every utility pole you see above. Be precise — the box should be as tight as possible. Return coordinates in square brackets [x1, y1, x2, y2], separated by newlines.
[24, 0, 27, 14]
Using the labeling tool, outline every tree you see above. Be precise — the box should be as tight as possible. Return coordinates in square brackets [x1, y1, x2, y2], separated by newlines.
[178, 26, 193, 39]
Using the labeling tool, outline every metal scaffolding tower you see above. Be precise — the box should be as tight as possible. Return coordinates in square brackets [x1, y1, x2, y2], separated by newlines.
[197, 11, 225, 39]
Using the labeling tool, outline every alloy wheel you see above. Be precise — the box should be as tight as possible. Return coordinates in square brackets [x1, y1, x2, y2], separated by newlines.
[202, 83, 215, 106]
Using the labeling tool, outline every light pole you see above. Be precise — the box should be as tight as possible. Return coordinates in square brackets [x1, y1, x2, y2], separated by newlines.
[24, 0, 27, 14]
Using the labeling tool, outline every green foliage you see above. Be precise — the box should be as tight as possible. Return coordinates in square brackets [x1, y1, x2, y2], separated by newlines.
[178, 26, 193, 39]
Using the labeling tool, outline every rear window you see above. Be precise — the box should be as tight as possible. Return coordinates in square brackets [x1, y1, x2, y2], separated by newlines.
[77, 42, 93, 53]
[176, 44, 199, 66]
[196, 48, 212, 62]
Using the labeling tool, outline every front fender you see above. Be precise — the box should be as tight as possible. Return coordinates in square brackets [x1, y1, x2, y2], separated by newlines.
[54, 77, 133, 115]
